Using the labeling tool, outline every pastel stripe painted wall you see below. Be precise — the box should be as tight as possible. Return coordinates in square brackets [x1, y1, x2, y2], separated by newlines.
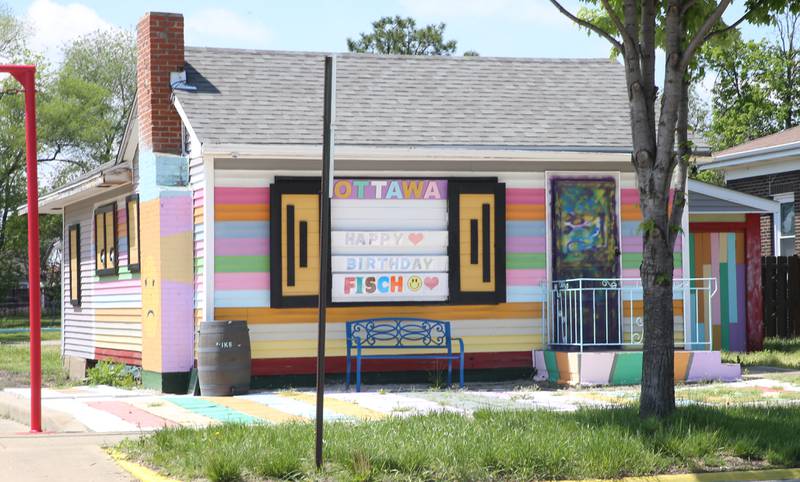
[506, 188, 546, 303]
[63, 189, 142, 365]
[189, 155, 205, 328]
[214, 186, 270, 308]
[215, 303, 542, 362]
[620, 188, 684, 279]
[209, 170, 692, 375]
[689, 231, 747, 351]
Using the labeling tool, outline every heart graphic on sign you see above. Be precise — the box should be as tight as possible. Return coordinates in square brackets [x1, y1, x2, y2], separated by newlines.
[408, 233, 424, 245]
[424, 277, 439, 290]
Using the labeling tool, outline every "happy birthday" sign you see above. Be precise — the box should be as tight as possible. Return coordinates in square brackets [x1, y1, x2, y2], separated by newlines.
[332, 255, 449, 273]
[331, 231, 448, 254]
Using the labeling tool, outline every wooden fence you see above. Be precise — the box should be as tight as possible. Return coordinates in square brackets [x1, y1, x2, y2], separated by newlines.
[762, 256, 800, 338]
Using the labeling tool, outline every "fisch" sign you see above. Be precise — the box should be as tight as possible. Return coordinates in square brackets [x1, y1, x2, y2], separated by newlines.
[331, 273, 448, 302]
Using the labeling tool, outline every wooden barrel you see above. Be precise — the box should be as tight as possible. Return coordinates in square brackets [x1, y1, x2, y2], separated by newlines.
[197, 320, 251, 396]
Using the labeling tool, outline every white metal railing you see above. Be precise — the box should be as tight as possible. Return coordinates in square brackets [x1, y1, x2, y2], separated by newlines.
[541, 278, 717, 351]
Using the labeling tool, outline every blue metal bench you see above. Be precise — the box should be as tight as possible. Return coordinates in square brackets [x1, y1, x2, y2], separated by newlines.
[345, 317, 465, 392]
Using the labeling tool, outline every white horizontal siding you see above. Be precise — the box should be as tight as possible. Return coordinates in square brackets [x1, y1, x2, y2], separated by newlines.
[62, 186, 142, 361]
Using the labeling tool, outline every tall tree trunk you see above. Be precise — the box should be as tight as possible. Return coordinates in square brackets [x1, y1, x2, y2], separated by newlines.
[639, 248, 676, 416]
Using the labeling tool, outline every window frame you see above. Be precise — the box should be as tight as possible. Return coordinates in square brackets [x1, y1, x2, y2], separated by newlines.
[774, 192, 795, 256]
[448, 180, 507, 305]
[270, 179, 322, 308]
[68, 223, 81, 307]
[94, 202, 118, 276]
[126, 194, 141, 272]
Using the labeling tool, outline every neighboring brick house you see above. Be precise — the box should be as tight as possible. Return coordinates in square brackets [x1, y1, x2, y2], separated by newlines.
[701, 127, 800, 256]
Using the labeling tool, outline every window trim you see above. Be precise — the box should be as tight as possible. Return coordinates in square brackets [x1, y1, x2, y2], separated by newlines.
[448, 180, 507, 305]
[270, 179, 321, 308]
[94, 202, 118, 276]
[126, 194, 141, 272]
[68, 224, 81, 307]
[774, 192, 795, 256]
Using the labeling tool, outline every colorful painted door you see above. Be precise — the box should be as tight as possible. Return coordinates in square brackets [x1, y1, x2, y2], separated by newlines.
[551, 177, 621, 346]
[688, 231, 747, 351]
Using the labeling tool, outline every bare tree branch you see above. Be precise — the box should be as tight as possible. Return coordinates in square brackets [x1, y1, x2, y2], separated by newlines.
[37, 158, 90, 169]
[549, 0, 624, 52]
[680, 0, 733, 72]
[704, 8, 754, 42]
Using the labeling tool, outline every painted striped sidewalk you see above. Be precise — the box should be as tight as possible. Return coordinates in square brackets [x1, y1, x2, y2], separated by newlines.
[6, 377, 800, 433]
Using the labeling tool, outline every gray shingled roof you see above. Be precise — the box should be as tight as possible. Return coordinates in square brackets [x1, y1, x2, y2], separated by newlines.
[175, 47, 634, 150]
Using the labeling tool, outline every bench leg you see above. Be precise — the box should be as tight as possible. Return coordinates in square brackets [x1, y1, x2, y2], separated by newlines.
[346, 350, 351, 387]
[447, 360, 452, 387]
[356, 354, 362, 393]
[459, 353, 465, 388]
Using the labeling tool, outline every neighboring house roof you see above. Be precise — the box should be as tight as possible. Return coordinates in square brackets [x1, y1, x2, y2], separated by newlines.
[716, 125, 800, 158]
[687, 179, 780, 214]
[175, 48, 636, 152]
[702, 125, 800, 172]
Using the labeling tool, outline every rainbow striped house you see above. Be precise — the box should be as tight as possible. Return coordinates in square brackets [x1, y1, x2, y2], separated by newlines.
[38, 12, 778, 391]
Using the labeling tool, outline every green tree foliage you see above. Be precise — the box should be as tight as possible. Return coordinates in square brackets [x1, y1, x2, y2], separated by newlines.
[551, 0, 792, 418]
[706, 9, 800, 150]
[347, 16, 459, 55]
[57, 30, 136, 166]
[0, 4, 135, 304]
[0, 3, 25, 60]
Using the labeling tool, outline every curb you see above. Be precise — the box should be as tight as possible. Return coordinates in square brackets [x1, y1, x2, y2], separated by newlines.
[562, 467, 800, 482]
[108, 449, 182, 482]
[0, 391, 87, 432]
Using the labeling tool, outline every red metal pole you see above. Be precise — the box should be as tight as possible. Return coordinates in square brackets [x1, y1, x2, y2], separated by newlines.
[23, 68, 41, 433]
[2, 65, 41, 432]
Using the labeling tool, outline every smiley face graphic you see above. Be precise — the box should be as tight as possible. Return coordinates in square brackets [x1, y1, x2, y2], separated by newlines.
[407, 275, 423, 291]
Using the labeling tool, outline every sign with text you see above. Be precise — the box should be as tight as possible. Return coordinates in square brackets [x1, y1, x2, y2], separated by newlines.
[333, 179, 447, 200]
[331, 231, 448, 254]
[330, 179, 450, 303]
[331, 272, 448, 302]
[332, 255, 449, 273]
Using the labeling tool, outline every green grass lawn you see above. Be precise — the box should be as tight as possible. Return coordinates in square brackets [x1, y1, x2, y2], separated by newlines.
[117, 405, 800, 482]
[0, 315, 60, 329]
[0, 330, 60, 344]
[0, 342, 67, 387]
[723, 337, 800, 369]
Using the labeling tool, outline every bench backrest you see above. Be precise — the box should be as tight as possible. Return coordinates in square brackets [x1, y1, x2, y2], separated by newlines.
[346, 318, 452, 349]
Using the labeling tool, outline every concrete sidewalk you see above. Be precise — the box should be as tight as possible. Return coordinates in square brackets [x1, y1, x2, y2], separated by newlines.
[0, 418, 134, 482]
[3, 376, 800, 434]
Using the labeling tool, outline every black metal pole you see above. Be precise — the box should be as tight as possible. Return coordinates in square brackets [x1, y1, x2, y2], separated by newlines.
[315, 55, 336, 470]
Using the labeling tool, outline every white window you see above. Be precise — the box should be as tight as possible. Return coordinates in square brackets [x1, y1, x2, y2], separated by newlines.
[774, 193, 795, 256]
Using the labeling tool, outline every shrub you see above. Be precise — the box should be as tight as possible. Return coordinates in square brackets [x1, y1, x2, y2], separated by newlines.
[86, 361, 138, 388]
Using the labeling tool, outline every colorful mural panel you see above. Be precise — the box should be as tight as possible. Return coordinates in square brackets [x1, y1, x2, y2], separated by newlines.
[689, 231, 747, 352]
[551, 178, 620, 280]
[533, 349, 741, 385]
[551, 178, 621, 345]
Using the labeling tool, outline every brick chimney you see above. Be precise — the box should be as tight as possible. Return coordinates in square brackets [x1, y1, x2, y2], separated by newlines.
[136, 12, 184, 154]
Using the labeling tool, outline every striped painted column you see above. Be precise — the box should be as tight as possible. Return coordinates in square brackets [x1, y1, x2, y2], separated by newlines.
[139, 150, 195, 392]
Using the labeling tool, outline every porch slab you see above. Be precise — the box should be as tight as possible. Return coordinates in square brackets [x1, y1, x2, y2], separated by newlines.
[533, 349, 741, 386]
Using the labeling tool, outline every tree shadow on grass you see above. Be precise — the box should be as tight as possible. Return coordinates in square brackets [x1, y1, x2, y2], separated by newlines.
[568, 404, 800, 468]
